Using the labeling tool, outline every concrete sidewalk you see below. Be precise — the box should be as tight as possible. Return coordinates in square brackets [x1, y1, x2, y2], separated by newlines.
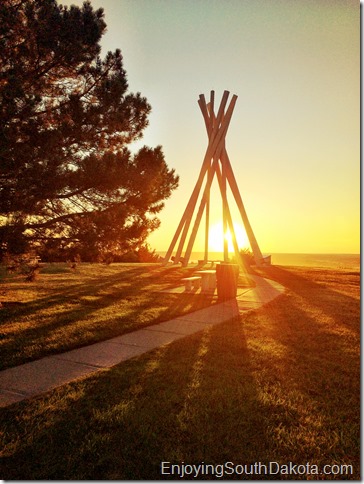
[0, 275, 284, 408]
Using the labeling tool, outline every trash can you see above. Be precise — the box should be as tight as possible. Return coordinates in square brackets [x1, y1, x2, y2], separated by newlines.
[216, 263, 239, 301]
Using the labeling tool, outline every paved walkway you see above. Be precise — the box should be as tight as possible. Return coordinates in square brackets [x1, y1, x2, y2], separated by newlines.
[0, 275, 284, 408]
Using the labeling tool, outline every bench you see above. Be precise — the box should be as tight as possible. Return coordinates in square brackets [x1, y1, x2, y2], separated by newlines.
[181, 276, 201, 292]
[195, 269, 217, 293]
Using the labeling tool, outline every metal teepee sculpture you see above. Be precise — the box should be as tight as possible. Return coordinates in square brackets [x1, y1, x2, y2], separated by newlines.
[163, 90, 266, 270]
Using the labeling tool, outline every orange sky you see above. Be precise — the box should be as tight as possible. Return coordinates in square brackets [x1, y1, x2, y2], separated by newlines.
[61, 0, 359, 254]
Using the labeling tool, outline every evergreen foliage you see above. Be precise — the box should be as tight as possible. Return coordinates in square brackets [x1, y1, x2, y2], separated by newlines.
[0, 0, 178, 259]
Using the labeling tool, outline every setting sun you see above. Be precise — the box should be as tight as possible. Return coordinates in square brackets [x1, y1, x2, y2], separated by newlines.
[208, 222, 249, 253]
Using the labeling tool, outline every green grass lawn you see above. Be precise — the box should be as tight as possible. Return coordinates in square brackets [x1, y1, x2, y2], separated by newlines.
[0, 263, 252, 371]
[0, 263, 360, 479]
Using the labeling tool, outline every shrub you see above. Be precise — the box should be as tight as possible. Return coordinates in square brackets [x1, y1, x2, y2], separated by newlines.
[239, 248, 255, 268]
[3, 252, 41, 281]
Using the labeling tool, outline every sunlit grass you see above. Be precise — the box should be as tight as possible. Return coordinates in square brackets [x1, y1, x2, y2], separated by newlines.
[0, 264, 359, 479]
[1, 262, 248, 370]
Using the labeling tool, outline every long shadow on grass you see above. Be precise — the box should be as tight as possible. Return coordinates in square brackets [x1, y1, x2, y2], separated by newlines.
[0, 313, 291, 480]
[0, 265, 214, 370]
[1, 265, 172, 322]
[255, 265, 360, 396]
[0, 267, 360, 479]
[258, 265, 360, 332]
[247, 266, 360, 471]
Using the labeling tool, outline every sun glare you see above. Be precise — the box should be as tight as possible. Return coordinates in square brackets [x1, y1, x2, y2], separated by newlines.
[208, 222, 249, 252]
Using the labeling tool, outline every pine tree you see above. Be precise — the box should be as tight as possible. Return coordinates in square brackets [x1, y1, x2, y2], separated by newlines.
[0, 0, 178, 259]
